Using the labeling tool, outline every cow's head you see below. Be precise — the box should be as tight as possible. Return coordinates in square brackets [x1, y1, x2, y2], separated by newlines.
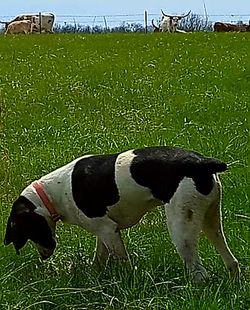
[160, 10, 191, 32]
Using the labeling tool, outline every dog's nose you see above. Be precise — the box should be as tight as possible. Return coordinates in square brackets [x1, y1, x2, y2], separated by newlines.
[38, 247, 54, 260]
[40, 252, 51, 260]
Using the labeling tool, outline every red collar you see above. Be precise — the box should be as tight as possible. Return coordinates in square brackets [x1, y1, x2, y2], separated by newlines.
[32, 181, 61, 222]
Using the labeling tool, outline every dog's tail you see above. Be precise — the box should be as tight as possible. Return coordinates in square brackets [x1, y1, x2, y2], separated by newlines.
[197, 158, 227, 174]
[183, 155, 227, 176]
[182, 156, 227, 195]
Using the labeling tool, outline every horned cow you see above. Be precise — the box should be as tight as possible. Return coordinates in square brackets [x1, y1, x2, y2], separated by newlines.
[160, 10, 191, 33]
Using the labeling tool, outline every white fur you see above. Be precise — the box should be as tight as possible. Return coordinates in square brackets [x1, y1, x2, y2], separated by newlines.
[165, 175, 239, 282]
[165, 177, 216, 282]
[108, 150, 161, 229]
[160, 16, 179, 32]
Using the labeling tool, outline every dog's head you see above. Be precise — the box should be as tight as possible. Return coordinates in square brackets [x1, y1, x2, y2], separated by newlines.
[4, 196, 56, 259]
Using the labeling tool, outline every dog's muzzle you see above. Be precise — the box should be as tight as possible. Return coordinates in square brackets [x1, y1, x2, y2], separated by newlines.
[36, 245, 55, 260]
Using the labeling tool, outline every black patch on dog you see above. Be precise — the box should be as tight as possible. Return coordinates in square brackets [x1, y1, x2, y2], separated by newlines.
[130, 147, 227, 202]
[187, 209, 193, 221]
[4, 196, 56, 254]
[71, 154, 120, 218]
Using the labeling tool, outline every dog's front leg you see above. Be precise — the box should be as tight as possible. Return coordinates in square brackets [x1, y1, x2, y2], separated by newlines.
[91, 216, 128, 265]
[99, 229, 128, 261]
[92, 236, 109, 267]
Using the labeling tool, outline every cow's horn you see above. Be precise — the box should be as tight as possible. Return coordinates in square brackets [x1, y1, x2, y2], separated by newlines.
[175, 10, 191, 19]
[152, 19, 159, 29]
[161, 9, 191, 19]
[161, 10, 174, 18]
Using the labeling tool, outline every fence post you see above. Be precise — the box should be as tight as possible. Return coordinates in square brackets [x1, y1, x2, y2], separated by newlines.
[73, 17, 76, 33]
[39, 12, 42, 34]
[103, 16, 108, 33]
[91, 16, 96, 34]
[144, 10, 148, 33]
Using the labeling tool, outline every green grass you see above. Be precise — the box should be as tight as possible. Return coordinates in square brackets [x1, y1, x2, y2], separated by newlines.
[0, 32, 249, 309]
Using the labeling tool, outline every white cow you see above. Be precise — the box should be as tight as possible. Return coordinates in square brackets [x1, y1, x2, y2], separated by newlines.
[160, 10, 191, 33]
[5, 20, 36, 35]
[4, 13, 55, 33]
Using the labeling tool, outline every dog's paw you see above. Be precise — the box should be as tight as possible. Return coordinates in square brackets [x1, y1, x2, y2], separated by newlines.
[228, 260, 240, 279]
[191, 266, 208, 284]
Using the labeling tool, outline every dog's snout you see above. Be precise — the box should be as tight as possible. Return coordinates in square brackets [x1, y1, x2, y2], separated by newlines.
[39, 248, 54, 260]
[36, 244, 55, 260]
[40, 252, 52, 260]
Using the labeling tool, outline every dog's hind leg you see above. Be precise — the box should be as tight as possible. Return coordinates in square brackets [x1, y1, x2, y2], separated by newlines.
[165, 201, 207, 283]
[164, 178, 210, 283]
[202, 182, 239, 278]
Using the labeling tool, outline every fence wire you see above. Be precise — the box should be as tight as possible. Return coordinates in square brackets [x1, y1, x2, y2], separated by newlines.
[0, 12, 249, 25]
[0, 12, 249, 32]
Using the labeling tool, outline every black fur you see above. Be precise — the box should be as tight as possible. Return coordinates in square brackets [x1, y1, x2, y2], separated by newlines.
[130, 147, 227, 202]
[71, 154, 121, 218]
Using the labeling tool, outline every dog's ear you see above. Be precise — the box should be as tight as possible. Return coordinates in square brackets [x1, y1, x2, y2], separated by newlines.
[4, 217, 15, 246]
[4, 225, 28, 255]
[4, 200, 31, 254]
[4, 216, 29, 255]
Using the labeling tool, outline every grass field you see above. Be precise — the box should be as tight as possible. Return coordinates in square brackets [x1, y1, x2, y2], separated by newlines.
[0, 32, 249, 309]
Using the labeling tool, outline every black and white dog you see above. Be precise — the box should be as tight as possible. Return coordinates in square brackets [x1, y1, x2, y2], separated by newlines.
[4, 146, 239, 283]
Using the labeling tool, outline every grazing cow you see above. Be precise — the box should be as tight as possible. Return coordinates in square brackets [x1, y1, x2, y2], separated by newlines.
[160, 10, 191, 33]
[214, 22, 250, 32]
[2, 13, 55, 33]
[152, 19, 161, 32]
[5, 20, 37, 35]
[4, 146, 239, 283]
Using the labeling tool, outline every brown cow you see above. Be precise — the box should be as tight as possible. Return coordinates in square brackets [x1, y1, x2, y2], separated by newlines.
[5, 20, 36, 34]
[214, 22, 250, 32]
[243, 24, 250, 31]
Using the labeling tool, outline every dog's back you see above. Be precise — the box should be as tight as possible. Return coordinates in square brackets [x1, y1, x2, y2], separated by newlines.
[129, 146, 227, 198]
